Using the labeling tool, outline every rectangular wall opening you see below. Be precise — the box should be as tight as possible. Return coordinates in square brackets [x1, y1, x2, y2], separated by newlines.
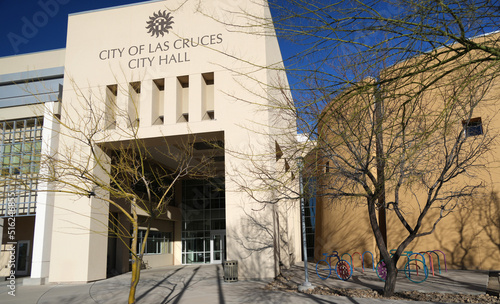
[105, 85, 117, 129]
[152, 79, 165, 125]
[202, 72, 215, 120]
[177, 76, 189, 122]
[463, 117, 483, 137]
[128, 81, 141, 128]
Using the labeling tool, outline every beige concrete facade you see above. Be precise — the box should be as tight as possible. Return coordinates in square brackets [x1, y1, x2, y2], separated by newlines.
[0, 49, 64, 282]
[0, 0, 301, 284]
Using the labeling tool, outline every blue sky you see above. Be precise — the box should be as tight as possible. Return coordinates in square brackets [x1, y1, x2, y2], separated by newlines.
[0, 0, 152, 57]
[0, 0, 300, 85]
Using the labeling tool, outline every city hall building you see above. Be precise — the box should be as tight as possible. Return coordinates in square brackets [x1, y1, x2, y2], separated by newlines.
[0, 0, 302, 284]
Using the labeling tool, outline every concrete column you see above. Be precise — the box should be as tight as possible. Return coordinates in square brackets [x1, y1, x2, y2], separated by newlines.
[27, 102, 59, 285]
[165, 77, 177, 124]
[189, 74, 202, 122]
[174, 220, 182, 265]
[116, 86, 128, 129]
[48, 141, 109, 283]
[140, 80, 153, 127]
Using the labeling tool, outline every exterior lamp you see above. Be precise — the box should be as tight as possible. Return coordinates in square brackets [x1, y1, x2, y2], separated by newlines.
[296, 156, 314, 292]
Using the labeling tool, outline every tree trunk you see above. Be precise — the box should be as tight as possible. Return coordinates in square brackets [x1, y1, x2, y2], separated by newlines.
[383, 258, 398, 296]
[367, 197, 398, 297]
[128, 203, 140, 304]
[129, 254, 140, 304]
[374, 86, 388, 247]
[129, 204, 152, 304]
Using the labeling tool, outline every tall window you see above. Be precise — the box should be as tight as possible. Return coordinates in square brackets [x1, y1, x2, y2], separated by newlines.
[304, 177, 316, 260]
[0, 117, 43, 217]
[137, 230, 172, 254]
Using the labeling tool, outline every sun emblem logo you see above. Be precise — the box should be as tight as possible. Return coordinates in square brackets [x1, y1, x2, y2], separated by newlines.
[146, 10, 174, 38]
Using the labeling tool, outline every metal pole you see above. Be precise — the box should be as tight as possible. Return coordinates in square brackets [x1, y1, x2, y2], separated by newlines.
[297, 156, 313, 292]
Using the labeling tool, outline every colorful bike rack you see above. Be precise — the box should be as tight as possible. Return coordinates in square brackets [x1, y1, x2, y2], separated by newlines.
[316, 251, 353, 281]
[319, 249, 447, 284]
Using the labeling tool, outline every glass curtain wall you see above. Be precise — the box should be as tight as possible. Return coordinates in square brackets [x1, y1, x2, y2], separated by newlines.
[181, 178, 225, 264]
[0, 117, 43, 217]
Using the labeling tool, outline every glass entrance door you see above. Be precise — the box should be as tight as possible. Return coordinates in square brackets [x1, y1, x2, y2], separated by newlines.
[16, 240, 30, 276]
[210, 230, 225, 264]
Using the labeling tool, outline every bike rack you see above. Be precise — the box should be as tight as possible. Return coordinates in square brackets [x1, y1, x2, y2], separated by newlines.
[328, 250, 339, 266]
[341, 253, 352, 267]
[427, 251, 441, 274]
[316, 251, 353, 281]
[362, 251, 375, 271]
[433, 250, 447, 272]
[419, 251, 434, 276]
[326, 248, 445, 284]
[408, 252, 426, 276]
[389, 249, 412, 269]
[352, 252, 363, 272]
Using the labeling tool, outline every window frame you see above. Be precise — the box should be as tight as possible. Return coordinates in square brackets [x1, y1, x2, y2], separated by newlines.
[137, 229, 172, 255]
[462, 117, 483, 138]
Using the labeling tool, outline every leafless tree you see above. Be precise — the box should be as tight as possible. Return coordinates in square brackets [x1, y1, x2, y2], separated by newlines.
[208, 0, 500, 296]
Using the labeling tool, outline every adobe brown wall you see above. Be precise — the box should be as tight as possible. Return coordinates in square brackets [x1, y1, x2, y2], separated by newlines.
[314, 33, 500, 271]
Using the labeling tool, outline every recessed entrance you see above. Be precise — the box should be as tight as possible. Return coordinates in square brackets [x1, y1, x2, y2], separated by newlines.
[182, 178, 226, 264]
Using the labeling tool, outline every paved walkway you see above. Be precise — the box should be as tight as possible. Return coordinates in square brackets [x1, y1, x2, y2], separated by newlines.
[283, 263, 491, 295]
[0, 263, 498, 304]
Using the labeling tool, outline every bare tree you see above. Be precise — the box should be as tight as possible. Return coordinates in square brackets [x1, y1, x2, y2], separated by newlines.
[204, 0, 500, 296]
[316, 60, 496, 293]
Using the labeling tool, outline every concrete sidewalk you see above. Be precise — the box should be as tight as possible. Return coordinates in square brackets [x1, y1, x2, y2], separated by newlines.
[0, 263, 498, 304]
[283, 263, 493, 295]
